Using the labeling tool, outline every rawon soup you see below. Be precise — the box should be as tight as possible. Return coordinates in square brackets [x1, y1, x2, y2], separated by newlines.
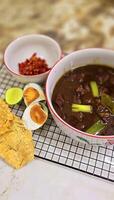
[52, 65, 114, 136]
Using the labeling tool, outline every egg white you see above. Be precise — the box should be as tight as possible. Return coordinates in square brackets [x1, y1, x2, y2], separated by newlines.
[22, 102, 48, 130]
[23, 83, 46, 106]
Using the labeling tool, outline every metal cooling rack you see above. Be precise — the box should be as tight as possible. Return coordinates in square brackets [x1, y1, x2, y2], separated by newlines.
[0, 66, 114, 182]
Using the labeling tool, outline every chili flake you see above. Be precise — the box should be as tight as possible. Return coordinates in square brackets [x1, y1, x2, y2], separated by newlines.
[18, 53, 50, 75]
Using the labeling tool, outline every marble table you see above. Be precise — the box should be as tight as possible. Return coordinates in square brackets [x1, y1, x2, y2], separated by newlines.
[0, 158, 114, 200]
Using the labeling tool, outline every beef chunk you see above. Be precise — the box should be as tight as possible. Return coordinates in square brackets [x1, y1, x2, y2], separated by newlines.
[99, 116, 114, 135]
[55, 94, 64, 110]
[75, 84, 85, 95]
[96, 73, 109, 85]
[95, 103, 111, 123]
[75, 83, 90, 96]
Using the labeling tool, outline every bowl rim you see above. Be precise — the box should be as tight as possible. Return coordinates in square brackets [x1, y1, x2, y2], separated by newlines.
[46, 48, 114, 139]
[3, 34, 62, 77]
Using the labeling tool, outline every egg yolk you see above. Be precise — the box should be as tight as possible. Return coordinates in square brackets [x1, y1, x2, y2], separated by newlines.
[30, 105, 47, 125]
[24, 87, 39, 105]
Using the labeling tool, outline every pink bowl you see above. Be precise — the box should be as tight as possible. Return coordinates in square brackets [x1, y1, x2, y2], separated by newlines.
[4, 34, 62, 83]
[46, 48, 114, 145]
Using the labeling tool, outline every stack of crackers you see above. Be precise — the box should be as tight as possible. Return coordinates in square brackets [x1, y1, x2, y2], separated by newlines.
[0, 99, 34, 169]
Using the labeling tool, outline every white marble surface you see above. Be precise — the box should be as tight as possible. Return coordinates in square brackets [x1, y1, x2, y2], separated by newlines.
[0, 158, 114, 200]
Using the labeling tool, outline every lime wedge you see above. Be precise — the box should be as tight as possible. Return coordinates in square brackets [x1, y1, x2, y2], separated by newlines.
[5, 87, 23, 105]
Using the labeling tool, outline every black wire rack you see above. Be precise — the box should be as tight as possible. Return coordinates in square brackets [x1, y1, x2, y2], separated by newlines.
[0, 66, 114, 182]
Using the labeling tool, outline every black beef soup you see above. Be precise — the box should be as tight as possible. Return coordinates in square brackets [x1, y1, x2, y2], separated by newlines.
[52, 65, 114, 136]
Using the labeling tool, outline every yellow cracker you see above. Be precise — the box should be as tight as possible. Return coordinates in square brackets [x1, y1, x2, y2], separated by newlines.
[0, 99, 14, 135]
[0, 99, 34, 169]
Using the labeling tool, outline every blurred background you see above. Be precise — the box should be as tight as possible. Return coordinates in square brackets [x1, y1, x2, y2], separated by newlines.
[0, 0, 114, 64]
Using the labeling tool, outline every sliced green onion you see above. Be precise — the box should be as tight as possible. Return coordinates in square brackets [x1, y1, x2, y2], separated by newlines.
[86, 120, 105, 134]
[101, 93, 114, 114]
[72, 104, 92, 113]
[90, 81, 99, 97]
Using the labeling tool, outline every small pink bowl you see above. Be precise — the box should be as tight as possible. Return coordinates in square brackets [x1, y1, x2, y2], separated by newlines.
[46, 48, 114, 145]
[4, 34, 62, 83]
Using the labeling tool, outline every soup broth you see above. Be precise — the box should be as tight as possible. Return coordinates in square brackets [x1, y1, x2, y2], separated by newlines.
[52, 65, 114, 136]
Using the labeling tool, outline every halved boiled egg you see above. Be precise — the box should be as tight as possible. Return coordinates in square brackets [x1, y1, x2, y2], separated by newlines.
[22, 102, 48, 130]
[23, 83, 45, 106]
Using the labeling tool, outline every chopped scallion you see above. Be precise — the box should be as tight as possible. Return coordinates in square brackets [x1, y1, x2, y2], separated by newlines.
[101, 93, 114, 114]
[86, 120, 105, 134]
[72, 104, 92, 113]
[90, 81, 99, 97]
